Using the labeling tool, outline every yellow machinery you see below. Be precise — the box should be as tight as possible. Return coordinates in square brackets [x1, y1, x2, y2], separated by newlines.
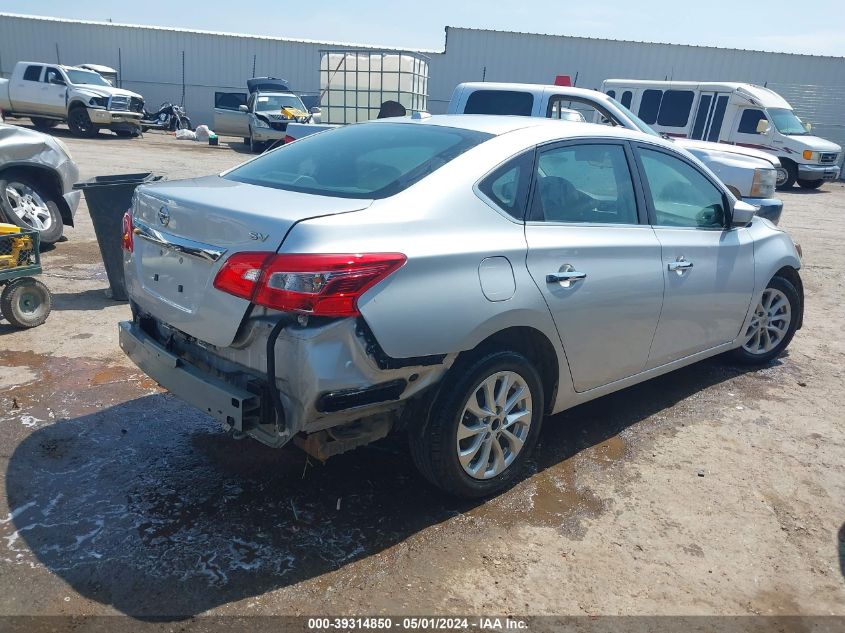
[0, 223, 51, 328]
[0, 223, 34, 271]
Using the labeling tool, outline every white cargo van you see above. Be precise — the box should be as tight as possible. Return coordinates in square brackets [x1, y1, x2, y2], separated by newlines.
[601, 80, 841, 190]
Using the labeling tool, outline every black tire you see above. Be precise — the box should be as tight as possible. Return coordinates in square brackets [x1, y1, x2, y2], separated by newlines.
[776, 162, 798, 190]
[797, 178, 824, 190]
[178, 117, 192, 131]
[30, 117, 59, 131]
[730, 275, 800, 365]
[67, 106, 99, 138]
[0, 277, 52, 328]
[243, 137, 250, 146]
[409, 350, 545, 498]
[249, 128, 263, 154]
[0, 170, 64, 245]
[114, 130, 135, 138]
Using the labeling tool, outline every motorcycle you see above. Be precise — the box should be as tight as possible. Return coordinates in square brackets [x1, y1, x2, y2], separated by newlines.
[140, 102, 192, 132]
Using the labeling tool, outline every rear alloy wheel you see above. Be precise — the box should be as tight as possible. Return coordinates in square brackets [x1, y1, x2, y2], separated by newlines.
[731, 276, 799, 365]
[67, 107, 99, 138]
[797, 178, 824, 190]
[409, 350, 544, 498]
[1, 277, 52, 328]
[0, 173, 63, 244]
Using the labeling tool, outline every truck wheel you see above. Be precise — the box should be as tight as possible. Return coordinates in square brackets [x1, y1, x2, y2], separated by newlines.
[797, 178, 824, 190]
[114, 130, 136, 138]
[0, 277, 52, 328]
[775, 162, 797, 190]
[249, 128, 263, 153]
[409, 350, 544, 498]
[0, 171, 64, 245]
[30, 117, 59, 131]
[67, 106, 99, 138]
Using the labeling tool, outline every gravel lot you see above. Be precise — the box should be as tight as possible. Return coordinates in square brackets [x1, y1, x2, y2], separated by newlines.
[1, 126, 843, 623]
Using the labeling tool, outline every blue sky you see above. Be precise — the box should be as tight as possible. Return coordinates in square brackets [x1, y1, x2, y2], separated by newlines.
[3, 0, 845, 57]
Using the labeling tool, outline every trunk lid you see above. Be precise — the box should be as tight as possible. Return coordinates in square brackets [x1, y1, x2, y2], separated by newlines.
[126, 175, 372, 347]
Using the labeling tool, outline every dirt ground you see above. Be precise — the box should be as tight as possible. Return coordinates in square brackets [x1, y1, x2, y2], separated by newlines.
[0, 125, 843, 625]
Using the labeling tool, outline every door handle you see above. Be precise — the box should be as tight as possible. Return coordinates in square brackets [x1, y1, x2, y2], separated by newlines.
[546, 264, 587, 287]
[668, 257, 694, 273]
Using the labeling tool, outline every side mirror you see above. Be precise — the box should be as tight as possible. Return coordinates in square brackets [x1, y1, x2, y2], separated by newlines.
[804, 121, 813, 133]
[309, 106, 321, 114]
[731, 199, 756, 227]
[238, 104, 249, 112]
[755, 119, 771, 135]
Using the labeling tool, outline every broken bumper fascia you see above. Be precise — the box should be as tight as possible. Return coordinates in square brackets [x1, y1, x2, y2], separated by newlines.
[119, 316, 452, 448]
[119, 320, 260, 430]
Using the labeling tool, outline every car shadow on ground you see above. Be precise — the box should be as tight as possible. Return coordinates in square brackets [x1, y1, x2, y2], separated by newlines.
[14, 122, 135, 141]
[50, 288, 118, 311]
[5, 356, 758, 619]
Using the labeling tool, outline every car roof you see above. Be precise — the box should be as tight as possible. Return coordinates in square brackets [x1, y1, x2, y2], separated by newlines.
[372, 114, 674, 147]
[457, 82, 610, 100]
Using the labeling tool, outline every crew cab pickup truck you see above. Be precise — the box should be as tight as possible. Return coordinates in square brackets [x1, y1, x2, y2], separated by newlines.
[448, 82, 783, 223]
[0, 62, 144, 137]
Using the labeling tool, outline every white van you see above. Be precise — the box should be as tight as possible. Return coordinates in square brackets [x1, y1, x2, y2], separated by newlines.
[601, 80, 841, 190]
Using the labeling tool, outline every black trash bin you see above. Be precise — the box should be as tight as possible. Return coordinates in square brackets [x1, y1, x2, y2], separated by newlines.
[74, 173, 163, 301]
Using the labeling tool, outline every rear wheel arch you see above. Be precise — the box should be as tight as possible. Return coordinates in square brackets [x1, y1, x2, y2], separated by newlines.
[455, 326, 559, 415]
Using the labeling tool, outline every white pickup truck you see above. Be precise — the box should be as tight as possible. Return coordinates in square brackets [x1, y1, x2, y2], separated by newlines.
[447, 83, 783, 223]
[0, 61, 144, 137]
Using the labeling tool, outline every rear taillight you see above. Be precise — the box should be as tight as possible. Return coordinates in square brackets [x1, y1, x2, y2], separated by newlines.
[283, 135, 296, 144]
[122, 211, 134, 252]
[213, 252, 406, 317]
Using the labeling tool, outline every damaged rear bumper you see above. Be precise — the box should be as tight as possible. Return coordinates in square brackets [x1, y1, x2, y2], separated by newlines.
[119, 315, 452, 448]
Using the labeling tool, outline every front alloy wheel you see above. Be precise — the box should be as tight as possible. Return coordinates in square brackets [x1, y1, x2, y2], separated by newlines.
[731, 275, 799, 365]
[457, 371, 533, 479]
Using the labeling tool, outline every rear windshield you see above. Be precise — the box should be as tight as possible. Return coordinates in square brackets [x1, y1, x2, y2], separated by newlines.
[225, 122, 492, 199]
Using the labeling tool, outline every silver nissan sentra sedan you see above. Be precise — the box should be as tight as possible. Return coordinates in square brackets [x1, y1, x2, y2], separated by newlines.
[119, 114, 803, 498]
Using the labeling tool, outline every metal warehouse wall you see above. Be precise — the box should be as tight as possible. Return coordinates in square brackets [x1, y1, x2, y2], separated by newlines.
[0, 14, 399, 127]
[1, 15, 843, 159]
[427, 27, 845, 160]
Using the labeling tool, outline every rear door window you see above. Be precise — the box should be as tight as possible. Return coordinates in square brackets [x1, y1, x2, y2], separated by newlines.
[621, 91, 633, 108]
[530, 143, 639, 224]
[22, 65, 42, 81]
[464, 90, 534, 116]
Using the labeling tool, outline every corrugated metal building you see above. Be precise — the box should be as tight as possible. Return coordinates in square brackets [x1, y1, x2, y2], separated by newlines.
[1, 14, 843, 160]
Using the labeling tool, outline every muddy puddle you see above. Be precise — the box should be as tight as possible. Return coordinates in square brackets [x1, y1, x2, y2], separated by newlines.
[0, 348, 159, 425]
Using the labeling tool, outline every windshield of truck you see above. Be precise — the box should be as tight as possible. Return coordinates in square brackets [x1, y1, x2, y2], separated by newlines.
[607, 97, 660, 137]
[225, 122, 492, 199]
[255, 95, 306, 112]
[769, 108, 808, 136]
[65, 69, 111, 86]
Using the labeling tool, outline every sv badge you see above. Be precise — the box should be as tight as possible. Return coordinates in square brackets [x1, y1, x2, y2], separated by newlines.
[249, 231, 269, 242]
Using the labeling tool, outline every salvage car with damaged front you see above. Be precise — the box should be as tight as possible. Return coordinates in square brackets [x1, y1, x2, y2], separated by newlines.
[120, 115, 803, 498]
